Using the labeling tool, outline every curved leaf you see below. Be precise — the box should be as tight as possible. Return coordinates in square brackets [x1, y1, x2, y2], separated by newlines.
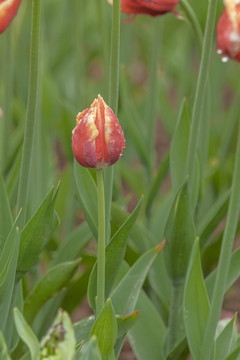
[13, 308, 40, 360]
[17, 185, 59, 280]
[24, 258, 81, 324]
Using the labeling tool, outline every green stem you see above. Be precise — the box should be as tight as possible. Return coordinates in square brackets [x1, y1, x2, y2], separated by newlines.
[96, 169, 106, 315]
[105, 0, 121, 244]
[16, 0, 41, 226]
[199, 122, 240, 360]
[186, 0, 218, 191]
[180, 0, 203, 49]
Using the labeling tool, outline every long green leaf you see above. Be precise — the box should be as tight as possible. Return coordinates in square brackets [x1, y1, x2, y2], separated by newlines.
[74, 161, 98, 238]
[78, 336, 102, 360]
[215, 316, 237, 360]
[111, 243, 164, 314]
[13, 308, 40, 360]
[225, 345, 240, 360]
[88, 197, 143, 309]
[0, 332, 12, 360]
[145, 153, 169, 218]
[198, 188, 230, 244]
[0, 174, 13, 253]
[128, 291, 166, 360]
[183, 239, 210, 360]
[170, 99, 190, 192]
[206, 248, 240, 299]
[51, 223, 91, 266]
[0, 222, 20, 331]
[90, 299, 117, 359]
[17, 185, 58, 280]
[23, 258, 81, 324]
[74, 311, 139, 347]
[4, 281, 23, 350]
[164, 181, 195, 284]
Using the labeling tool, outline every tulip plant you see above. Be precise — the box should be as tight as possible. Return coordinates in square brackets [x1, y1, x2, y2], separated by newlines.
[1, 0, 240, 359]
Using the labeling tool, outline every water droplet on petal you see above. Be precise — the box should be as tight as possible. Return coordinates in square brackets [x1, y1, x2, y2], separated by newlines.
[221, 56, 229, 63]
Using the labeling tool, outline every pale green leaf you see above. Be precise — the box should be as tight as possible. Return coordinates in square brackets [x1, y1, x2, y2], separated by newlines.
[90, 299, 117, 359]
[13, 308, 40, 360]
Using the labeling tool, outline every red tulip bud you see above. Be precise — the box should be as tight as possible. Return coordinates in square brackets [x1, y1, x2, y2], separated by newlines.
[72, 95, 125, 169]
[0, 0, 22, 34]
[111, 0, 179, 17]
[216, 1, 240, 62]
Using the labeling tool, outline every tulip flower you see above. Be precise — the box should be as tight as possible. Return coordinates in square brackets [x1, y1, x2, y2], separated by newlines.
[72, 95, 125, 169]
[216, 0, 240, 62]
[108, 0, 179, 17]
[0, 0, 22, 34]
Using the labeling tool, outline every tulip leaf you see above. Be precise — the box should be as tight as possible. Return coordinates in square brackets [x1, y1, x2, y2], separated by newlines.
[206, 247, 240, 299]
[88, 196, 143, 309]
[4, 281, 23, 350]
[214, 316, 237, 360]
[74, 316, 95, 344]
[23, 258, 81, 324]
[225, 345, 240, 360]
[170, 98, 190, 192]
[74, 311, 139, 348]
[145, 153, 169, 217]
[0, 220, 20, 332]
[198, 188, 230, 244]
[13, 308, 40, 360]
[0, 332, 11, 360]
[74, 161, 98, 238]
[78, 336, 102, 360]
[183, 239, 210, 360]
[0, 174, 13, 253]
[111, 243, 164, 315]
[128, 291, 166, 360]
[51, 222, 91, 266]
[17, 185, 59, 280]
[164, 181, 195, 284]
[90, 299, 117, 359]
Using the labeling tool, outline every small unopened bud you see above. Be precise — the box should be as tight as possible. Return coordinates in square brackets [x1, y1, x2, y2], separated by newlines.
[0, 0, 22, 34]
[72, 95, 125, 169]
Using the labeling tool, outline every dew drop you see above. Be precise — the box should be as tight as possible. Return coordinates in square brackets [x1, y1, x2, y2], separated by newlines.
[221, 56, 229, 63]
[217, 49, 223, 55]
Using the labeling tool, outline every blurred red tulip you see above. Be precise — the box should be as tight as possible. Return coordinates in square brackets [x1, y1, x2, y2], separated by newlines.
[120, 0, 179, 16]
[0, 0, 21, 34]
[72, 95, 125, 169]
[216, 2, 240, 62]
